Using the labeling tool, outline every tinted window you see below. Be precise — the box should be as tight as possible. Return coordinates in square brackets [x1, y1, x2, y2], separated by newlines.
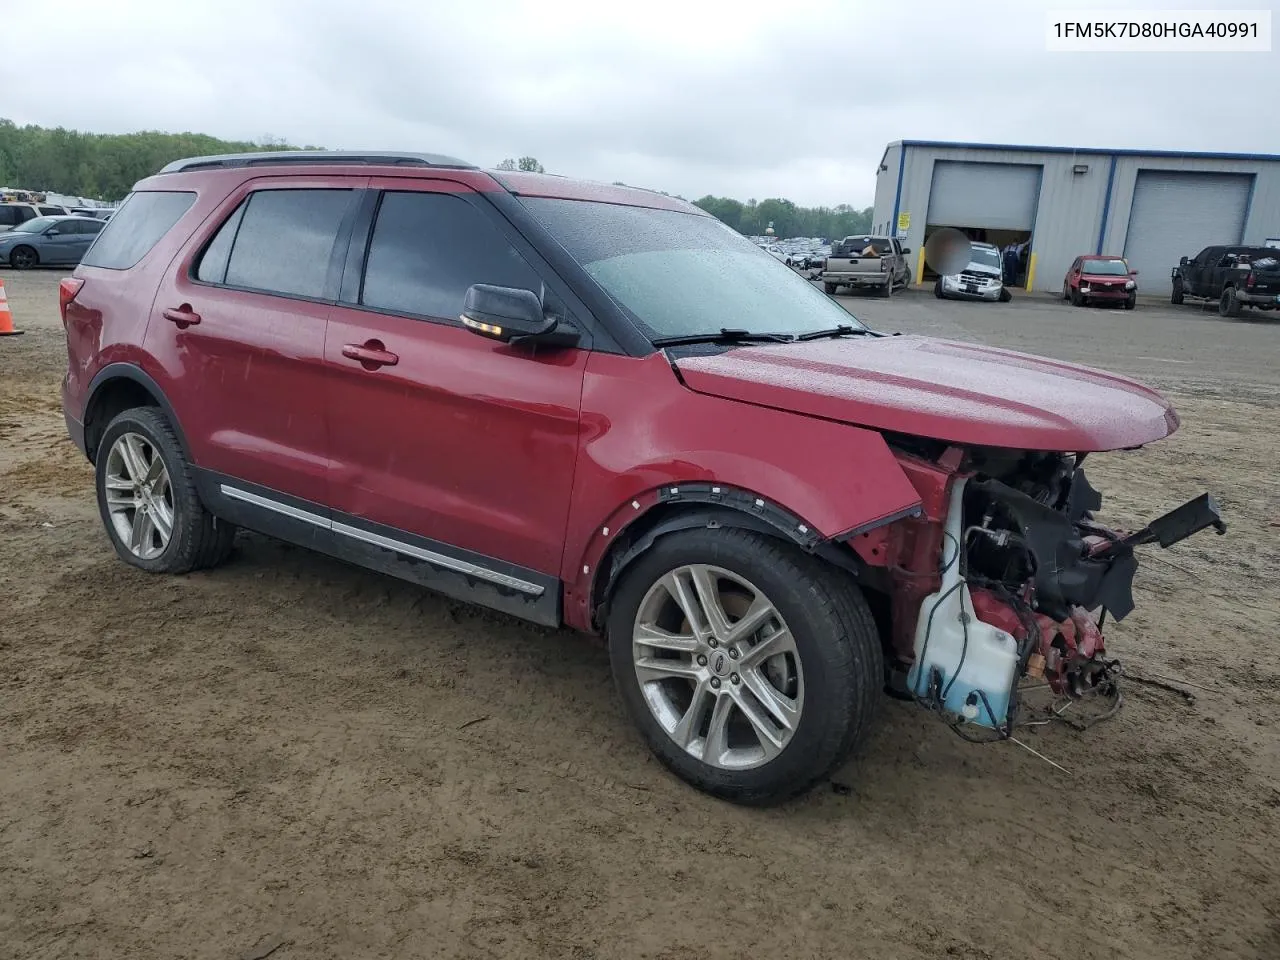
[39, 206, 64, 216]
[81, 219, 104, 235]
[223, 189, 353, 299]
[82, 191, 196, 270]
[0, 206, 19, 226]
[196, 201, 247, 284]
[361, 191, 542, 319]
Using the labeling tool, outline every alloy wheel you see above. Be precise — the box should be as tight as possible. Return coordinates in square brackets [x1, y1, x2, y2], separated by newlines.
[103, 432, 175, 560]
[631, 564, 804, 770]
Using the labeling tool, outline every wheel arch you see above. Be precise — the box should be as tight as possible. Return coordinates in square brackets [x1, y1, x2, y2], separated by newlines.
[84, 363, 190, 464]
[585, 484, 876, 634]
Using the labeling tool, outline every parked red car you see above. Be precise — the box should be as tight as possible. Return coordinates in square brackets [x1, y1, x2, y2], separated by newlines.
[1063, 255, 1139, 308]
[60, 153, 1223, 805]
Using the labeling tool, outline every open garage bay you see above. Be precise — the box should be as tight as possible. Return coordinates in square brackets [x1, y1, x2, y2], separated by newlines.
[2, 271, 1278, 959]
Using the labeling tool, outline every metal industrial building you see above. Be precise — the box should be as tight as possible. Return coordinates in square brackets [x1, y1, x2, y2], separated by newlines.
[872, 140, 1280, 296]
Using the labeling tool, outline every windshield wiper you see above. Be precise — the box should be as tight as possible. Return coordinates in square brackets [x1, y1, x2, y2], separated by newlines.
[794, 324, 876, 341]
[651, 328, 795, 348]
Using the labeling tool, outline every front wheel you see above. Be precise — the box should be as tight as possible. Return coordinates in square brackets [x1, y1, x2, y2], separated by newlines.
[934, 279, 944, 299]
[8, 245, 38, 270]
[998, 286, 1013, 303]
[1124, 295, 1136, 310]
[607, 528, 883, 806]
[1171, 278, 1184, 305]
[95, 406, 237, 574]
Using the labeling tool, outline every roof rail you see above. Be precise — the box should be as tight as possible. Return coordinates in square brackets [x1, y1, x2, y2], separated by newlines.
[158, 150, 476, 174]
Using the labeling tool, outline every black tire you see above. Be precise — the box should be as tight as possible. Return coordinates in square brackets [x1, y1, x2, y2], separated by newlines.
[879, 280, 892, 298]
[606, 528, 883, 806]
[95, 406, 237, 575]
[1069, 287, 1084, 307]
[933, 279, 944, 299]
[998, 287, 1013, 303]
[1219, 286, 1242, 318]
[1171, 278, 1184, 305]
[1062, 283, 1070, 301]
[822, 282, 838, 295]
[8, 245, 38, 270]
[1124, 295, 1136, 311]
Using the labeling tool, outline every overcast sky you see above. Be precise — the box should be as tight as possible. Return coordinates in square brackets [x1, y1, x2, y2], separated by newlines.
[3, 0, 1277, 207]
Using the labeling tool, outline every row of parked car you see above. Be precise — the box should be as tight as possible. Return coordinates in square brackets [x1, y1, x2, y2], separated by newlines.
[0, 203, 112, 269]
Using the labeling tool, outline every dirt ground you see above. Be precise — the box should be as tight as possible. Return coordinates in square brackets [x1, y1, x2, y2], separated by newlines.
[2, 269, 1278, 960]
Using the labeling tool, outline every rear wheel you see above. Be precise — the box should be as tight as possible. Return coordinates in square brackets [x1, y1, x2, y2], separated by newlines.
[1220, 286, 1242, 318]
[823, 281, 838, 295]
[1062, 282, 1070, 301]
[95, 407, 237, 574]
[8, 245, 38, 270]
[607, 528, 882, 806]
[1171, 277, 1184, 305]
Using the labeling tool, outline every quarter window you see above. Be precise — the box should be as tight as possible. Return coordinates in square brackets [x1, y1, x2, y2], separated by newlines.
[81, 191, 196, 270]
[360, 191, 543, 320]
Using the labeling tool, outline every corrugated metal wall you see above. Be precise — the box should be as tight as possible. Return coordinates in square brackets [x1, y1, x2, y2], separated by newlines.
[872, 144, 901, 236]
[876, 142, 1280, 294]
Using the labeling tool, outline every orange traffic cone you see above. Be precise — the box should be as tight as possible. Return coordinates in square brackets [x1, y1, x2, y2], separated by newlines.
[0, 279, 22, 336]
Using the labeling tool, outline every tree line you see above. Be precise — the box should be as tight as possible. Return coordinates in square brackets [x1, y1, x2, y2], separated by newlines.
[0, 120, 317, 200]
[691, 196, 873, 239]
[0, 128, 872, 239]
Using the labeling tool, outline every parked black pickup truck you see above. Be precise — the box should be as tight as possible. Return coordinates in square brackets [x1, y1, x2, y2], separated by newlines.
[1171, 245, 1280, 317]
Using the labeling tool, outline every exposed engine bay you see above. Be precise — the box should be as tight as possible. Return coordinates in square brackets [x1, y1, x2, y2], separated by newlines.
[859, 445, 1226, 743]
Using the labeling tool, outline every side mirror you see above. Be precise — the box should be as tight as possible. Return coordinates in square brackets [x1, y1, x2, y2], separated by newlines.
[1179, 256, 1189, 266]
[900, 247, 911, 254]
[45, 229, 60, 236]
[1129, 269, 1139, 276]
[460, 284, 578, 348]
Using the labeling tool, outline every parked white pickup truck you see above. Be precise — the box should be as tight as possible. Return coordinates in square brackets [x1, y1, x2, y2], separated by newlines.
[820, 235, 911, 297]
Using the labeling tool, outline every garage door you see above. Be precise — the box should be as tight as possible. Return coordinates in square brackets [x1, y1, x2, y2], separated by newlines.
[926, 161, 1042, 231]
[1123, 171, 1252, 295]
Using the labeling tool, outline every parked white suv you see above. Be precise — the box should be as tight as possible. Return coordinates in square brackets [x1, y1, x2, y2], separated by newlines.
[934, 241, 1012, 302]
[0, 202, 71, 233]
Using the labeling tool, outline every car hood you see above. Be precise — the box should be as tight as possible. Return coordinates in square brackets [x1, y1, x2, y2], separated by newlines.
[673, 335, 1179, 452]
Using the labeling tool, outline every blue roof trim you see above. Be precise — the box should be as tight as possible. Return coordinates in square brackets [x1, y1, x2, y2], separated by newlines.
[889, 139, 1280, 163]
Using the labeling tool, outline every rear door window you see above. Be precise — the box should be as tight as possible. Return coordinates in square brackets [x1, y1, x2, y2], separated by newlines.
[82, 191, 197, 269]
[0, 206, 19, 227]
[359, 191, 543, 320]
[213, 189, 354, 299]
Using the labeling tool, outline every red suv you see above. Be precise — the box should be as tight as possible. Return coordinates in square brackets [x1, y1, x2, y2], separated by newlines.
[60, 152, 1224, 805]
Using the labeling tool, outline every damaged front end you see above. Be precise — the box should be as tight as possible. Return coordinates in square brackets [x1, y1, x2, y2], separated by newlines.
[850, 445, 1226, 740]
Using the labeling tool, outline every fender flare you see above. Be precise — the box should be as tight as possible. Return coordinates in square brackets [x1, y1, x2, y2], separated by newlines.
[85, 362, 192, 461]
[583, 482, 898, 632]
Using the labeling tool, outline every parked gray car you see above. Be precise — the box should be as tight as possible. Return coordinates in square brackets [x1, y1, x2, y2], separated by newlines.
[0, 215, 105, 269]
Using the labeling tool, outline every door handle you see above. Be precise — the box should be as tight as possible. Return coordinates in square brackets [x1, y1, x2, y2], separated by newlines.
[342, 340, 399, 369]
[162, 305, 201, 327]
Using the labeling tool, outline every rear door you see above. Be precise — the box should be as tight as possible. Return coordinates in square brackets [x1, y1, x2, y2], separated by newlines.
[146, 176, 366, 515]
[323, 179, 588, 609]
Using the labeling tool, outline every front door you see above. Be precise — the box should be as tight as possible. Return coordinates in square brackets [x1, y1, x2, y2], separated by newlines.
[145, 177, 367, 510]
[324, 180, 587, 609]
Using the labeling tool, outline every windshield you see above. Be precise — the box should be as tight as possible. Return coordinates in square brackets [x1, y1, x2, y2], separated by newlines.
[519, 198, 868, 339]
[12, 217, 56, 234]
[1082, 258, 1129, 276]
[967, 246, 1002, 271]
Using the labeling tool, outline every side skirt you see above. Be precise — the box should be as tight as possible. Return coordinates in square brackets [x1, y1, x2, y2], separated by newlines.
[194, 470, 562, 628]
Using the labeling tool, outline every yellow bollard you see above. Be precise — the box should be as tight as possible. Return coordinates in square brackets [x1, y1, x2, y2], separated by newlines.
[1025, 252, 1037, 292]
